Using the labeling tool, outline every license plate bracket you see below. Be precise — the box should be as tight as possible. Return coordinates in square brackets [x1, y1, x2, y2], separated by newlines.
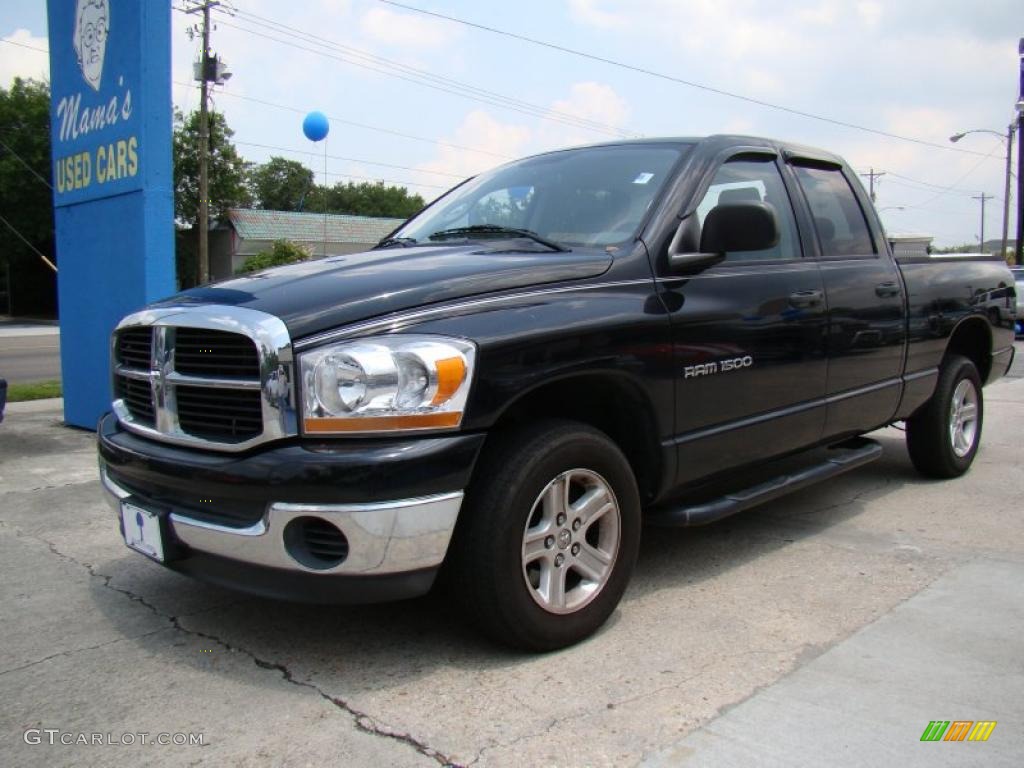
[120, 501, 167, 562]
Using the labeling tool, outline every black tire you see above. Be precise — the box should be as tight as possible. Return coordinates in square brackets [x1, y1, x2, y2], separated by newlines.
[451, 420, 641, 652]
[905, 355, 984, 478]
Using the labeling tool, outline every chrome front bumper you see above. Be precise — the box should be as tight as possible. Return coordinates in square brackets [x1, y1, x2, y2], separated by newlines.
[100, 467, 463, 576]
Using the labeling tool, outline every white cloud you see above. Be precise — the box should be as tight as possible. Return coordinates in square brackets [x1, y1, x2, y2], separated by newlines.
[796, 2, 840, 26]
[0, 29, 50, 87]
[567, 0, 627, 29]
[318, 0, 353, 14]
[721, 117, 756, 134]
[359, 7, 461, 50]
[856, 1, 884, 27]
[413, 81, 633, 190]
[415, 110, 530, 182]
[542, 81, 631, 148]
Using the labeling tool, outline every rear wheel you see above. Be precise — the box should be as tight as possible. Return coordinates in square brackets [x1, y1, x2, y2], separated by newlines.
[906, 355, 983, 478]
[452, 420, 641, 651]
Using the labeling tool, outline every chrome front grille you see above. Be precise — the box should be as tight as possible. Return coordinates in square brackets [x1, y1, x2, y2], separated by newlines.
[111, 306, 297, 452]
[174, 327, 261, 377]
[117, 327, 153, 369]
[176, 385, 263, 440]
[114, 373, 156, 426]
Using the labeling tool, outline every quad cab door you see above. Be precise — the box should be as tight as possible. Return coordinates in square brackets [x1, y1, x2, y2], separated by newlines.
[785, 156, 907, 437]
[660, 151, 829, 485]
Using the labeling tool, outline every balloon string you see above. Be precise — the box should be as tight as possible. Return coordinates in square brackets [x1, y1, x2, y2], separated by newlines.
[323, 135, 328, 259]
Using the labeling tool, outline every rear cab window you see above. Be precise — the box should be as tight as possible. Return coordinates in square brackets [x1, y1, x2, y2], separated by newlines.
[791, 164, 877, 258]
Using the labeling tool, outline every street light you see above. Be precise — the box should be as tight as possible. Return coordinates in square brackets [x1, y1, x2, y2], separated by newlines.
[950, 125, 1015, 259]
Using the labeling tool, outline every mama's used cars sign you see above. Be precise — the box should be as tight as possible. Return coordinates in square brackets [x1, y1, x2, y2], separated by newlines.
[50, 0, 145, 205]
[47, 0, 174, 429]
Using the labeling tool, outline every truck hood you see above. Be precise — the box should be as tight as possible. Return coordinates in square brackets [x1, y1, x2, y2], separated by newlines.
[157, 244, 612, 340]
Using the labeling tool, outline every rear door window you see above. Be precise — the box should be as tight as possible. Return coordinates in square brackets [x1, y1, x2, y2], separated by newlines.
[792, 165, 876, 257]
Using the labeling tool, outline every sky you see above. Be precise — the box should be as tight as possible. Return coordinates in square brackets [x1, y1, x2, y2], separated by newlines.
[1, 0, 1021, 247]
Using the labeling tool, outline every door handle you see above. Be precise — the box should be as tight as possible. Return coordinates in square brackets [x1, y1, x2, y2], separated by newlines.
[875, 281, 901, 298]
[788, 290, 823, 308]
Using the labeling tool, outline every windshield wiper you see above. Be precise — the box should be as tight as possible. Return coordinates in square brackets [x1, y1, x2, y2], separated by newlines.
[376, 236, 419, 249]
[427, 225, 569, 252]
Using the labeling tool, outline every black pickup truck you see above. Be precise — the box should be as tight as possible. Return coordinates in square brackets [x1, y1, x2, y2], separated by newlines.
[98, 135, 1016, 650]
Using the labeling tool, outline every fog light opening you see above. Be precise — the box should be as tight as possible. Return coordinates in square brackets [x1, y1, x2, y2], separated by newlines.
[283, 516, 349, 570]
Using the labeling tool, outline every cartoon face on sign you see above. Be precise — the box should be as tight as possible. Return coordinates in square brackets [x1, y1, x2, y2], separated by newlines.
[73, 0, 109, 91]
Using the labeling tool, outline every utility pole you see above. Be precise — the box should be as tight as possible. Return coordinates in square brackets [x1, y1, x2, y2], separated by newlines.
[972, 193, 992, 253]
[198, 2, 211, 284]
[1000, 122, 1015, 261]
[859, 168, 886, 203]
[186, 1, 220, 284]
[1016, 37, 1024, 266]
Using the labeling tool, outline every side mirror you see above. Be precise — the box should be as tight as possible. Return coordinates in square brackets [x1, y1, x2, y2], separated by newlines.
[701, 202, 779, 254]
[667, 202, 780, 274]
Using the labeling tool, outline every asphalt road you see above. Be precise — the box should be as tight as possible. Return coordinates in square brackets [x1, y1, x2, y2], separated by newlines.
[0, 360, 1022, 766]
[0, 327, 61, 384]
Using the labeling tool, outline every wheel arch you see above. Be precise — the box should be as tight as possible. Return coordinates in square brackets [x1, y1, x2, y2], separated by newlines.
[481, 372, 665, 505]
[945, 316, 993, 382]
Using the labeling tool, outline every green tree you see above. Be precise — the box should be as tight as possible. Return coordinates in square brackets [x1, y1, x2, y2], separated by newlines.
[173, 108, 251, 224]
[173, 108, 251, 285]
[238, 239, 309, 274]
[0, 78, 56, 316]
[250, 156, 315, 211]
[307, 180, 425, 218]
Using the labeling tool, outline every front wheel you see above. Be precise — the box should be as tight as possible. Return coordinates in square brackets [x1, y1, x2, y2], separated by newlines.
[451, 420, 641, 651]
[906, 355, 984, 478]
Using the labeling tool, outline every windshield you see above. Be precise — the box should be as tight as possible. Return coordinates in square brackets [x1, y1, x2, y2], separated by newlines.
[395, 144, 687, 249]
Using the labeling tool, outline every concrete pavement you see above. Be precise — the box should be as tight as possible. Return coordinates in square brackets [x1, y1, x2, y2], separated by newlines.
[0, 345, 1022, 766]
[643, 560, 1023, 767]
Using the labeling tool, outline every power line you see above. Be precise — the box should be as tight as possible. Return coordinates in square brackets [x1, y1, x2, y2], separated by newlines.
[885, 179, 1003, 207]
[882, 173, 980, 197]
[0, 212, 57, 272]
[215, 16, 618, 137]
[231, 140, 464, 179]
[0, 38, 49, 54]
[310, 166, 446, 191]
[234, 139, 462, 181]
[0, 137, 53, 189]
[377, 0, 998, 160]
[232, 140, 450, 189]
[199, 8, 635, 139]
[885, 200, 978, 216]
[174, 81, 513, 160]
[223, 6, 635, 137]
[911, 144, 1004, 208]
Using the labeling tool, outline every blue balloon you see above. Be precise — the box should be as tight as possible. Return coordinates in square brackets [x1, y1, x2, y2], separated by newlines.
[303, 111, 329, 142]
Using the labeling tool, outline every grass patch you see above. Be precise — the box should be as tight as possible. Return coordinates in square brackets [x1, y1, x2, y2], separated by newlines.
[5, 380, 62, 402]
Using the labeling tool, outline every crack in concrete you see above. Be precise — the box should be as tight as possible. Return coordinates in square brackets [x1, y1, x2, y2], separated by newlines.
[250, 657, 460, 767]
[25, 531, 460, 767]
[11, 480, 96, 494]
[0, 631, 165, 678]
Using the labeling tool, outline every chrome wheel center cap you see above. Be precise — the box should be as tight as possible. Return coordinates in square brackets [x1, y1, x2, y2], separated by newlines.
[557, 529, 572, 550]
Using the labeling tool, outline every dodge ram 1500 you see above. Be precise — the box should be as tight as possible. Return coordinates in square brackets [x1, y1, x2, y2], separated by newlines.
[98, 135, 1017, 650]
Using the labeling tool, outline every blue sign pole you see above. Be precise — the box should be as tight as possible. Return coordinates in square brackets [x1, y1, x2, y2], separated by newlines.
[46, 0, 175, 428]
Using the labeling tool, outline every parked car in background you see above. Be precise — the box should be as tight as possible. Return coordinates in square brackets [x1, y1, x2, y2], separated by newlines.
[1013, 267, 1024, 337]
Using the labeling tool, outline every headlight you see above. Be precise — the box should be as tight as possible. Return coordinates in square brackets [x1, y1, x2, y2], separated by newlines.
[300, 335, 476, 434]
